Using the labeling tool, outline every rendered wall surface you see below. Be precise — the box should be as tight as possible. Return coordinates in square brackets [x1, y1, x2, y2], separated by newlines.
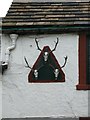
[1, 118, 79, 120]
[2, 34, 88, 118]
[0, 80, 2, 119]
[0, 33, 2, 119]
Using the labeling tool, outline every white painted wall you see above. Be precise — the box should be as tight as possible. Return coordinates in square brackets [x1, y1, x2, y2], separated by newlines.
[0, 33, 2, 120]
[2, 34, 88, 118]
[0, 80, 2, 119]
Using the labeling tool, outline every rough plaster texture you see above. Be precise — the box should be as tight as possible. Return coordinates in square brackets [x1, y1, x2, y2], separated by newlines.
[2, 34, 88, 118]
[0, 80, 2, 119]
[1, 118, 79, 120]
[88, 91, 90, 116]
[0, 33, 2, 119]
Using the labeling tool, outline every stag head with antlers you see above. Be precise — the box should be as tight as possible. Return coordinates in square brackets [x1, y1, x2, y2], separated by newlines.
[35, 37, 59, 62]
[24, 37, 68, 81]
[35, 38, 67, 65]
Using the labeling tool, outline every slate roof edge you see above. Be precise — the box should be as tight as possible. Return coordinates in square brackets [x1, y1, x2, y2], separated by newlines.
[2, 1, 90, 34]
[12, 2, 90, 3]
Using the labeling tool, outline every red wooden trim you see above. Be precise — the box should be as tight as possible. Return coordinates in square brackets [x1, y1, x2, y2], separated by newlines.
[76, 84, 90, 90]
[79, 33, 87, 84]
[79, 117, 90, 120]
[76, 33, 89, 90]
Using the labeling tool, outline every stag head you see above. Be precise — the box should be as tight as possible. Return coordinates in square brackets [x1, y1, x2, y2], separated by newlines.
[24, 37, 68, 80]
[35, 38, 59, 62]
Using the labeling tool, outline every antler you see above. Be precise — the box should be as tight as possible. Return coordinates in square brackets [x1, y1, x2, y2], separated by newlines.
[61, 56, 68, 68]
[35, 38, 42, 51]
[24, 56, 39, 79]
[51, 37, 59, 52]
[24, 56, 32, 69]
